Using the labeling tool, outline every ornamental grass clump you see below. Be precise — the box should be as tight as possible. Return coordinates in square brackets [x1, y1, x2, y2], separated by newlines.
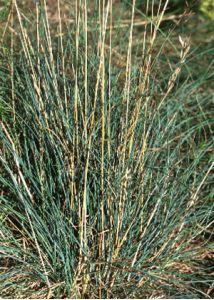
[0, 0, 213, 298]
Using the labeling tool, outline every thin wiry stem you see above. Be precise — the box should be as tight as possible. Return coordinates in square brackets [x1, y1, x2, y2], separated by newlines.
[57, 0, 68, 117]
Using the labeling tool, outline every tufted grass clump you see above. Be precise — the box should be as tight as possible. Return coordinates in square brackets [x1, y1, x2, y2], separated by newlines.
[0, 0, 213, 298]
